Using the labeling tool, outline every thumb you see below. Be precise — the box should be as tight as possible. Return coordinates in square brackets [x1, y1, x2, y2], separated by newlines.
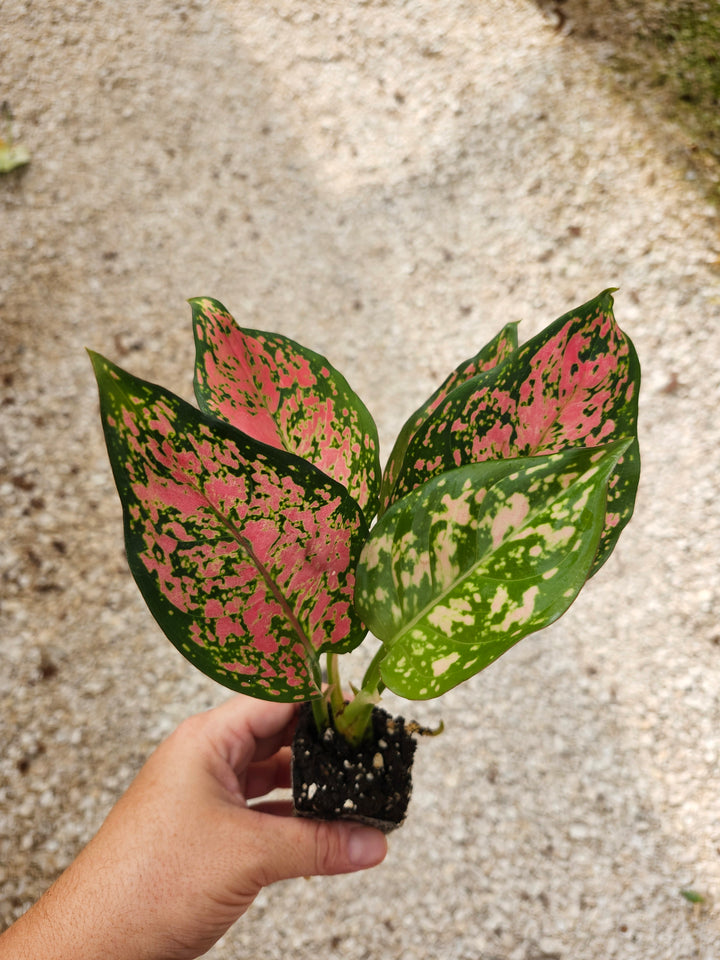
[246, 812, 388, 887]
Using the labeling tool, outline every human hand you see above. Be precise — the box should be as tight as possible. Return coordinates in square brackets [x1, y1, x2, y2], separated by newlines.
[0, 695, 387, 960]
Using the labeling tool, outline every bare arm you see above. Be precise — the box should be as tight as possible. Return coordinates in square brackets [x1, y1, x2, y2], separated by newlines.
[0, 696, 387, 960]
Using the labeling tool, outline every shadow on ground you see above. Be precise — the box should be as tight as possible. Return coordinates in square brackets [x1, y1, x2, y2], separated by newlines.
[534, 0, 720, 197]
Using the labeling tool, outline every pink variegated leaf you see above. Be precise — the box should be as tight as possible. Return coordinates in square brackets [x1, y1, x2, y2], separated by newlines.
[89, 351, 368, 702]
[191, 297, 381, 518]
[379, 320, 519, 512]
[385, 290, 640, 575]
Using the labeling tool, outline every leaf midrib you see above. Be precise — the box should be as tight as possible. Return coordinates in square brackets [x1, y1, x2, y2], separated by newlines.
[149, 455, 321, 691]
[205, 498, 319, 674]
[381, 469, 601, 652]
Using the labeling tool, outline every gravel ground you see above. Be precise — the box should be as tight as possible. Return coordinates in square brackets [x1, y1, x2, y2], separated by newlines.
[2, 2, 720, 958]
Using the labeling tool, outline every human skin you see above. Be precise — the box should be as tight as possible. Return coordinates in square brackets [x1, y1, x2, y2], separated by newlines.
[0, 695, 388, 960]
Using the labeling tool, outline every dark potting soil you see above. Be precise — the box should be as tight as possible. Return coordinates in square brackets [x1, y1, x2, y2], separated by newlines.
[292, 702, 417, 833]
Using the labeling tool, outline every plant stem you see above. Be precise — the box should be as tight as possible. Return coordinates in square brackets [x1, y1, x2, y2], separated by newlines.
[311, 646, 388, 745]
[329, 645, 387, 746]
[360, 644, 387, 699]
[311, 694, 329, 732]
[334, 690, 377, 746]
[326, 652, 344, 717]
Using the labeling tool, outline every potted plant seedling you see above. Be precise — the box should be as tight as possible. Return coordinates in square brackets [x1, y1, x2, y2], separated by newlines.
[90, 288, 640, 832]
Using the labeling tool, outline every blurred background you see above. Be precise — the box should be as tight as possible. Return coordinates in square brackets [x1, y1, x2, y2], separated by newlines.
[2, 2, 719, 957]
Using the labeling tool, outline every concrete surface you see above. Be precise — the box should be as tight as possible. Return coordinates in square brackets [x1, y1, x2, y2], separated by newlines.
[2, 2, 720, 957]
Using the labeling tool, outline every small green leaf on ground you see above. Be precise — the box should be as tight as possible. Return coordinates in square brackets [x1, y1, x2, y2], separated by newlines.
[0, 142, 30, 173]
[0, 101, 30, 173]
[680, 889, 705, 904]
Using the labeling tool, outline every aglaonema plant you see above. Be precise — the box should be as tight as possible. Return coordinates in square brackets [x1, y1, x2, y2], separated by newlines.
[90, 288, 640, 830]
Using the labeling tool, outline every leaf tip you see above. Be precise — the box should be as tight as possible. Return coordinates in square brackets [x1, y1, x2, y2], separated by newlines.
[599, 286, 619, 307]
[187, 295, 230, 314]
[86, 348, 107, 376]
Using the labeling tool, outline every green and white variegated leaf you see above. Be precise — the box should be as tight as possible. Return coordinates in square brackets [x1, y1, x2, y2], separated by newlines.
[355, 440, 631, 700]
[90, 351, 368, 703]
[385, 290, 640, 576]
[191, 297, 381, 518]
[379, 320, 519, 512]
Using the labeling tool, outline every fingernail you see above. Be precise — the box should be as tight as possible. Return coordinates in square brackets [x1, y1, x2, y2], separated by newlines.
[347, 826, 387, 867]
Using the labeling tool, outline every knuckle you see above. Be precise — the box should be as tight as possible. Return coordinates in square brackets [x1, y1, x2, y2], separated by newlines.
[173, 713, 206, 743]
[313, 821, 344, 875]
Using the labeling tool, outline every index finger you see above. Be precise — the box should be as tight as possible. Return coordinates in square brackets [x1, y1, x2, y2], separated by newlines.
[202, 694, 299, 771]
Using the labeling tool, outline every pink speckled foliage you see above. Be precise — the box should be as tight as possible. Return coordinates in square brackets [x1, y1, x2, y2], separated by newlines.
[91, 289, 640, 714]
[379, 320, 519, 511]
[382, 290, 640, 575]
[192, 297, 381, 517]
[90, 352, 368, 701]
